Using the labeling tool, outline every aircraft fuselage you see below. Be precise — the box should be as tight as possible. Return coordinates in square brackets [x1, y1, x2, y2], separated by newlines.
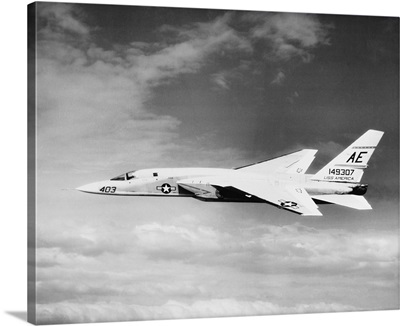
[77, 167, 362, 202]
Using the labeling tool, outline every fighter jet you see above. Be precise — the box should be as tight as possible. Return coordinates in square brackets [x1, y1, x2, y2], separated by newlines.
[77, 129, 384, 216]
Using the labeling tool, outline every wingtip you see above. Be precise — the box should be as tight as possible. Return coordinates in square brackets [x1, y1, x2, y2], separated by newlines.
[301, 213, 323, 217]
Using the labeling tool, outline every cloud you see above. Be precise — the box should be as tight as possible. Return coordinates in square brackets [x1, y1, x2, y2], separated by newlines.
[211, 72, 231, 90]
[36, 5, 257, 175]
[133, 222, 227, 260]
[38, 3, 91, 37]
[129, 13, 252, 88]
[271, 70, 286, 85]
[36, 4, 335, 177]
[35, 210, 398, 324]
[244, 13, 331, 62]
[129, 221, 398, 274]
[36, 298, 355, 324]
[37, 231, 128, 258]
[158, 12, 252, 52]
[38, 214, 398, 275]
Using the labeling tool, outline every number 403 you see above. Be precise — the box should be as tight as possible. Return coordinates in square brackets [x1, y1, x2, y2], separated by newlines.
[99, 186, 116, 193]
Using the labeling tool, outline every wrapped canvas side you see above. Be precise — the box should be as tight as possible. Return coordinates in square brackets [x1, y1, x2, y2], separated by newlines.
[27, 2, 37, 325]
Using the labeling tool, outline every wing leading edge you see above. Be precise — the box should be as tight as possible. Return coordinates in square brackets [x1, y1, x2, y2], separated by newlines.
[235, 149, 317, 175]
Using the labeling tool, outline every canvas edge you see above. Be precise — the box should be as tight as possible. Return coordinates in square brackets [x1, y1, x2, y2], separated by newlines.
[27, 2, 37, 325]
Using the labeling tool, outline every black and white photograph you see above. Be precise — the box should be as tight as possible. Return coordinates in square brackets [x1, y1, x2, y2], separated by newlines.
[4, 1, 400, 326]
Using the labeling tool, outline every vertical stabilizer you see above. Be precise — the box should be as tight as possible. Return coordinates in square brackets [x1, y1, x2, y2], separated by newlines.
[311, 130, 384, 183]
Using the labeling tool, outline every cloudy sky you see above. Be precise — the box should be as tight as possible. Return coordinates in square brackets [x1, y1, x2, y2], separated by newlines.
[32, 2, 398, 324]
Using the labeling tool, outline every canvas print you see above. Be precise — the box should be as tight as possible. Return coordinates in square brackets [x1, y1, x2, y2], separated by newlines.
[28, 2, 399, 325]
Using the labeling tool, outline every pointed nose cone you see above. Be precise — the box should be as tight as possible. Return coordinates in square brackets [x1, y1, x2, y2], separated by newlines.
[76, 182, 103, 194]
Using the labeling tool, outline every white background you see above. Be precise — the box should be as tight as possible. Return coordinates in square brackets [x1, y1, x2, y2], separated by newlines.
[1, 0, 399, 325]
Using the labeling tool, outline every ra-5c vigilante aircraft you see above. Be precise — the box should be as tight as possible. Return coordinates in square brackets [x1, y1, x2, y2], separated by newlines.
[77, 129, 383, 216]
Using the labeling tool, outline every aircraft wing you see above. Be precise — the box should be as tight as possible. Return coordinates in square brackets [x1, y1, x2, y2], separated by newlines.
[226, 180, 322, 216]
[179, 177, 322, 216]
[235, 149, 317, 175]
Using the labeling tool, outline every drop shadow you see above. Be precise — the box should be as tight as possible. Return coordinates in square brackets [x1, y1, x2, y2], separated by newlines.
[5, 311, 27, 322]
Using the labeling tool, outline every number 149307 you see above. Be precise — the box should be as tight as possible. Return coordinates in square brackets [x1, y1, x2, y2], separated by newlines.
[328, 168, 354, 176]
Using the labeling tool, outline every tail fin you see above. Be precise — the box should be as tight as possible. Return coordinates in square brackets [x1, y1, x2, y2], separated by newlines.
[311, 129, 384, 183]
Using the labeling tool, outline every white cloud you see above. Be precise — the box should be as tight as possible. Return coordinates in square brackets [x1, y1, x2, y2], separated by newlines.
[36, 298, 356, 324]
[35, 210, 398, 324]
[245, 13, 331, 62]
[130, 221, 398, 274]
[133, 222, 227, 259]
[37, 215, 398, 273]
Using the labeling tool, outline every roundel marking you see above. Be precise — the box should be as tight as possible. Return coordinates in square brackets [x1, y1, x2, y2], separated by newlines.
[156, 183, 176, 194]
[279, 199, 299, 209]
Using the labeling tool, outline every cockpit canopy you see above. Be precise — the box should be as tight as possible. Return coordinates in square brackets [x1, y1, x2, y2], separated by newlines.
[110, 171, 136, 181]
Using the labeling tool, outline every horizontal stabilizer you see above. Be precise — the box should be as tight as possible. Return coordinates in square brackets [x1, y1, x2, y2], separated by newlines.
[312, 195, 372, 210]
